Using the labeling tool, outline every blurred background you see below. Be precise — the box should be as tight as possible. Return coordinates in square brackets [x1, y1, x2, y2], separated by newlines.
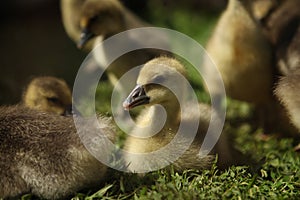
[0, 0, 226, 104]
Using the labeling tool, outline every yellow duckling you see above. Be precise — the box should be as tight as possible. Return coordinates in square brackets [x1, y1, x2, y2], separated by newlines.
[0, 105, 115, 199]
[22, 76, 72, 115]
[122, 57, 243, 172]
[203, 0, 273, 105]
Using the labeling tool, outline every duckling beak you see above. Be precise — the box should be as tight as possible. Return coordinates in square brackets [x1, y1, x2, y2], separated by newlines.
[77, 28, 95, 49]
[123, 85, 150, 110]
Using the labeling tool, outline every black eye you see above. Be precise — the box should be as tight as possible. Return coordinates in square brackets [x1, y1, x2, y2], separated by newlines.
[47, 97, 59, 104]
[90, 16, 98, 22]
[152, 75, 165, 84]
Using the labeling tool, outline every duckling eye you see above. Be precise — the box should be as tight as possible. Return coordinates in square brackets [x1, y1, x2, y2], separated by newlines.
[47, 97, 60, 104]
[90, 16, 98, 22]
[152, 75, 165, 84]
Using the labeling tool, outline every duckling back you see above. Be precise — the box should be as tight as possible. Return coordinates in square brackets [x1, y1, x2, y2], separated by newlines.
[0, 105, 114, 199]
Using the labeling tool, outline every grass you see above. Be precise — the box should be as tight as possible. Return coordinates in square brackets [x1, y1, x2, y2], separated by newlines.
[23, 5, 300, 200]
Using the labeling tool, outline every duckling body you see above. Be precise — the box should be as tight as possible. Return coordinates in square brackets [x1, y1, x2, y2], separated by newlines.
[123, 57, 241, 172]
[22, 76, 72, 115]
[0, 105, 115, 199]
[256, 0, 300, 135]
[275, 69, 300, 133]
[261, 0, 300, 75]
[203, 0, 273, 104]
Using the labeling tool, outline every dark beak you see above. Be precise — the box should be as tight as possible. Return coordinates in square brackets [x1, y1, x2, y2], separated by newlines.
[123, 85, 150, 110]
[77, 28, 95, 49]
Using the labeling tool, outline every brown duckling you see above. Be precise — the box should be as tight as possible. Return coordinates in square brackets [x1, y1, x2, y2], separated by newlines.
[122, 57, 243, 172]
[22, 76, 72, 115]
[260, 0, 300, 75]
[0, 105, 116, 199]
[256, 0, 300, 136]
[272, 7, 300, 135]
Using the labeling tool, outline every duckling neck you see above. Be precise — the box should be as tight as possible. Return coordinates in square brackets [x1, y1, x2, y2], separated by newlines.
[145, 99, 181, 134]
[132, 98, 181, 138]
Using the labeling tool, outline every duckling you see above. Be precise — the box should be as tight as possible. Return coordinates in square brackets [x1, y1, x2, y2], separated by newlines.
[60, 0, 148, 51]
[22, 76, 72, 115]
[62, 0, 171, 122]
[276, 28, 300, 136]
[203, 0, 273, 105]
[61, 0, 169, 85]
[122, 57, 242, 172]
[261, 0, 300, 75]
[275, 69, 300, 133]
[254, 0, 300, 135]
[0, 105, 115, 199]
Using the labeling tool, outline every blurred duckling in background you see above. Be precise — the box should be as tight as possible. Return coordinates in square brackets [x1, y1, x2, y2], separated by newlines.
[0, 105, 116, 199]
[201, 0, 293, 135]
[203, 0, 273, 105]
[250, 0, 300, 136]
[22, 76, 72, 115]
[260, 0, 300, 75]
[275, 69, 300, 134]
[61, 0, 171, 122]
[123, 57, 243, 172]
[275, 10, 300, 137]
[61, 0, 170, 86]
[60, 0, 147, 51]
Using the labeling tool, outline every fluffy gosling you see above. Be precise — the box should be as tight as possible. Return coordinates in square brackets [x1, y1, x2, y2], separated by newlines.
[122, 57, 242, 172]
[0, 105, 115, 199]
[22, 76, 72, 115]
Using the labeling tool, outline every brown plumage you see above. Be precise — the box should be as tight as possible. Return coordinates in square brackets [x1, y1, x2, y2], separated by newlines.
[22, 76, 72, 115]
[122, 57, 243, 172]
[259, 0, 300, 75]
[0, 105, 115, 199]
[254, 0, 300, 135]
[268, 0, 300, 135]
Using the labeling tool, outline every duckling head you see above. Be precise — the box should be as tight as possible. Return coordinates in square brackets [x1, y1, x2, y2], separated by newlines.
[22, 76, 72, 115]
[78, 0, 125, 48]
[123, 57, 187, 111]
